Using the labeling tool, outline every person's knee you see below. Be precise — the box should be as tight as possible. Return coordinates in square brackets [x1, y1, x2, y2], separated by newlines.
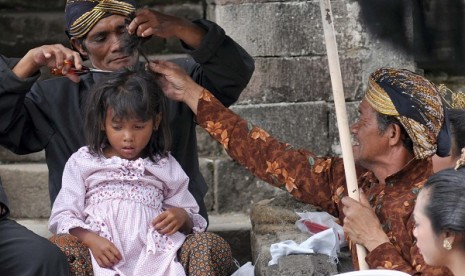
[49, 233, 93, 275]
[185, 232, 229, 248]
[180, 232, 234, 275]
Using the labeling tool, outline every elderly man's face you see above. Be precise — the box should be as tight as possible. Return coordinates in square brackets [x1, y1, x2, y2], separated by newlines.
[79, 15, 139, 71]
[350, 99, 391, 169]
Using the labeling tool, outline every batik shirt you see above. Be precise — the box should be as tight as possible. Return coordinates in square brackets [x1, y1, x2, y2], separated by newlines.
[196, 89, 451, 275]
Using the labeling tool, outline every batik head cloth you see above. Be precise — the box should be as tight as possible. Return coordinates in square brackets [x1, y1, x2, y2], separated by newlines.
[65, 0, 136, 38]
[438, 84, 465, 110]
[364, 68, 451, 159]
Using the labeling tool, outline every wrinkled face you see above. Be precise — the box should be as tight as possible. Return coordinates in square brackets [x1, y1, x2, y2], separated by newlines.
[350, 99, 390, 168]
[77, 15, 139, 71]
[413, 189, 444, 266]
[103, 108, 154, 160]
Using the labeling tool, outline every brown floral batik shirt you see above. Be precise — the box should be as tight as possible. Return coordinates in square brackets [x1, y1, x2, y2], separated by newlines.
[196, 90, 451, 275]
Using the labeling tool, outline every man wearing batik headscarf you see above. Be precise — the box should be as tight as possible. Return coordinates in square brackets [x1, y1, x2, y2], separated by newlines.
[0, 0, 254, 275]
[150, 62, 454, 275]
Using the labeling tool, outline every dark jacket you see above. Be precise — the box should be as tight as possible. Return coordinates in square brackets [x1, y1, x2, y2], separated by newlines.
[0, 178, 9, 220]
[0, 19, 254, 219]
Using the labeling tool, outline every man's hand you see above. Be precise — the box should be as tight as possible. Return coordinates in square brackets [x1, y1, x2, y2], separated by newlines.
[152, 207, 193, 235]
[70, 227, 122, 268]
[341, 191, 390, 251]
[128, 8, 206, 49]
[13, 44, 83, 83]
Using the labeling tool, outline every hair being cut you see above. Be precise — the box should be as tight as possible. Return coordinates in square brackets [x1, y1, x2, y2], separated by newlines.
[84, 68, 171, 162]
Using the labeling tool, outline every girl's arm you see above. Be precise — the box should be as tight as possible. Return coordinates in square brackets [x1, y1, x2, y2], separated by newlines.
[70, 227, 122, 268]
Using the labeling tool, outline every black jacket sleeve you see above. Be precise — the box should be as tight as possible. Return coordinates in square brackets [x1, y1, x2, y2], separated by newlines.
[0, 178, 10, 220]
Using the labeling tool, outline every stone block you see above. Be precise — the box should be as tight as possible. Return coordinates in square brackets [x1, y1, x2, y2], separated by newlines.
[196, 127, 225, 157]
[214, 1, 365, 57]
[231, 102, 329, 154]
[250, 193, 354, 275]
[0, 146, 45, 163]
[0, 12, 68, 57]
[214, 158, 282, 213]
[0, 163, 51, 218]
[199, 157, 215, 212]
[238, 56, 363, 104]
[262, 254, 338, 276]
[0, 0, 64, 10]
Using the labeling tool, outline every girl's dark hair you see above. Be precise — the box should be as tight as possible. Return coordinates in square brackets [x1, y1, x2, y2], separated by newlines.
[422, 167, 465, 248]
[84, 68, 171, 162]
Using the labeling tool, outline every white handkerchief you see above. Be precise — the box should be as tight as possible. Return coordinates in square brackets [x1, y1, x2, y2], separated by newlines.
[268, 227, 340, 266]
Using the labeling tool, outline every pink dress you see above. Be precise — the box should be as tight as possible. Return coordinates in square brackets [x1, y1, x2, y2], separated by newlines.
[49, 147, 207, 276]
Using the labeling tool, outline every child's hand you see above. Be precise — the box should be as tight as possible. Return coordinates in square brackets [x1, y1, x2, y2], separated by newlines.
[152, 207, 193, 235]
[85, 233, 122, 268]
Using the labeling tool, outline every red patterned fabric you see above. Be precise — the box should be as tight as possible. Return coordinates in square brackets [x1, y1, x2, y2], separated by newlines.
[196, 89, 452, 275]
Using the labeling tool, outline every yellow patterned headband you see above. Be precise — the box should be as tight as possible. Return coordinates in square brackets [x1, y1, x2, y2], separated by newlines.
[66, 0, 135, 38]
[364, 77, 399, 116]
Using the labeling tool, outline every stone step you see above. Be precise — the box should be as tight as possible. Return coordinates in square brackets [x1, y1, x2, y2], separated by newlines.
[15, 212, 252, 265]
[0, 158, 282, 217]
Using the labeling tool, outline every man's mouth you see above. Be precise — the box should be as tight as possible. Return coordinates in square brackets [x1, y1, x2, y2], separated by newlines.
[112, 56, 129, 63]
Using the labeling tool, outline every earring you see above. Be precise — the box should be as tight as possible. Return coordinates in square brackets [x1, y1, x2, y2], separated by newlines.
[443, 239, 453, 250]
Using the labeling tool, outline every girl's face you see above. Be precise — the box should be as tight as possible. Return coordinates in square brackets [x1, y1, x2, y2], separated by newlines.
[413, 189, 446, 266]
[103, 108, 154, 160]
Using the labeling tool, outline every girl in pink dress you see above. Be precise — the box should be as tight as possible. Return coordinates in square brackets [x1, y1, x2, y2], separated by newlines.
[49, 69, 207, 276]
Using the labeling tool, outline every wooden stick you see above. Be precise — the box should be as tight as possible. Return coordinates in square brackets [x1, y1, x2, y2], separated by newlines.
[318, 0, 369, 270]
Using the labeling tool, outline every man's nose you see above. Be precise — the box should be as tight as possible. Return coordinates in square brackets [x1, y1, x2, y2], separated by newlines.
[109, 34, 123, 52]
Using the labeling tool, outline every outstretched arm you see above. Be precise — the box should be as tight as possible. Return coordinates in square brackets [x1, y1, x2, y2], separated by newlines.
[150, 60, 341, 214]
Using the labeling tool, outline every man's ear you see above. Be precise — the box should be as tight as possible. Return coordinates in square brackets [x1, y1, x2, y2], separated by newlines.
[70, 37, 88, 57]
[389, 123, 403, 146]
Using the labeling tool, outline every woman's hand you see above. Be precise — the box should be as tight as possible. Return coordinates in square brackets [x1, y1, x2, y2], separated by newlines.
[148, 60, 204, 114]
[152, 207, 193, 235]
[13, 44, 83, 83]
